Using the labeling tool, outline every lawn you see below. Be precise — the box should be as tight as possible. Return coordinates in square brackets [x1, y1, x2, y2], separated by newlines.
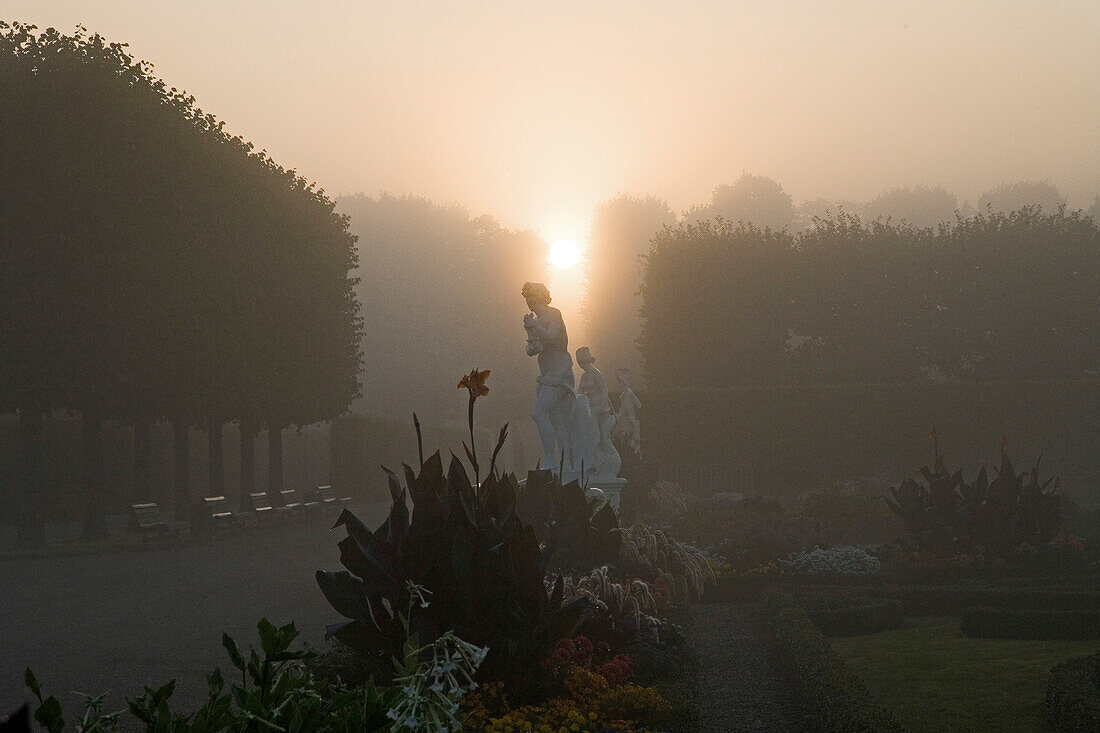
[832, 616, 1100, 733]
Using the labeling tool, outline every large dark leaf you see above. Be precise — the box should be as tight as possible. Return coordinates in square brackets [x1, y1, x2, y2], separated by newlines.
[332, 509, 374, 549]
[315, 570, 373, 620]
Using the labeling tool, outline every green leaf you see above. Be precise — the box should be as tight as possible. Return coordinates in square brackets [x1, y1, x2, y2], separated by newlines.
[34, 695, 64, 733]
[24, 667, 42, 700]
[257, 617, 279, 657]
[223, 632, 246, 671]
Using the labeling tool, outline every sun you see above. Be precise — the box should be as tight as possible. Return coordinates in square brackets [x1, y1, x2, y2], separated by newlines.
[549, 238, 581, 269]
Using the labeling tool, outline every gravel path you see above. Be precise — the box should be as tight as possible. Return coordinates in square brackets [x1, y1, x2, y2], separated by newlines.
[1, 503, 389, 719]
[688, 602, 806, 732]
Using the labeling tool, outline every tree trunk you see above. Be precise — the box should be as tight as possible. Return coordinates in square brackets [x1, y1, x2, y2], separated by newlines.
[80, 407, 110, 541]
[132, 418, 151, 502]
[239, 419, 256, 511]
[172, 420, 191, 519]
[16, 406, 46, 547]
[268, 425, 284, 496]
[208, 421, 224, 498]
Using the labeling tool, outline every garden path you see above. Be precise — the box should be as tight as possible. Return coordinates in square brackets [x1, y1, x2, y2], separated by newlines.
[688, 602, 806, 732]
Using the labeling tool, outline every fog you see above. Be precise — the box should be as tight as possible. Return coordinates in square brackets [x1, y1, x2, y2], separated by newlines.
[2, 3, 1099, 731]
[7, 0, 1099, 238]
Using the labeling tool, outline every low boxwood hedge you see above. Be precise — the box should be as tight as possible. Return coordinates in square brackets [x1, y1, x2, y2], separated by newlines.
[802, 598, 905, 637]
[770, 600, 907, 732]
[1047, 652, 1100, 732]
[960, 607, 1100, 640]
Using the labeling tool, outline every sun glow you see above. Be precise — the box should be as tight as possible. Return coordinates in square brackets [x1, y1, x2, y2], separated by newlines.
[549, 238, 581, 269]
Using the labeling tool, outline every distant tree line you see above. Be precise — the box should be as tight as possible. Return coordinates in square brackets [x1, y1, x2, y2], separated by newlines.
[582, 174, 1097, 390]
[0, 24, 361, 544]
[639, 209, 1099, 390]
[336, 194, 545, 429]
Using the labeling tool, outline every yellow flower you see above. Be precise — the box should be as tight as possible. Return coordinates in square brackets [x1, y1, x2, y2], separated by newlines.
[458, 368, 491, 398]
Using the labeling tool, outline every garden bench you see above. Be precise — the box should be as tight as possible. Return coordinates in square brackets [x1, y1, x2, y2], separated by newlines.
[311, 485, 352, 516]
[282, 488, 321, 518]
[128, 502, 189, 544]
[248, 492, 277, 524]
[275, 489, 305, 520]
[197, 495, 238, 534]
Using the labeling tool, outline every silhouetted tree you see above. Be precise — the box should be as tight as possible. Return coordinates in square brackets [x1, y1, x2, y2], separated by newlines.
[706, 173, 796, 230]
[1087, 195, 1100, 224]
[979, 180, 1065, 214]
[865, 185, 958, 229]
[0, 23, 362, 533]
[582, 194, 676, 381]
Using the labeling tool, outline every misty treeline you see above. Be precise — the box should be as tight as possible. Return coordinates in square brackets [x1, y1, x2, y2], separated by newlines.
[581, 176, 1100, 385]
[328, 194, 546, 494]
[637, 210, 1099, 492]
[0, 24, 361, 543]
[640, 209, 1099, 388]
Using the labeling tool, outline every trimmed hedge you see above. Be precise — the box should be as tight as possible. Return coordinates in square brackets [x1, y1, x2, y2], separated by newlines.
[1047, 652, 1100, 732]
[770, 600, 907, 732]
[779, 582, 1100, 616]
[960, 607, 1100, 640]
[802, 598, 905, 637]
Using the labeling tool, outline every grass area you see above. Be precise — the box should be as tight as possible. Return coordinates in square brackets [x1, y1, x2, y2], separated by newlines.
[832, 617, 1100, 733]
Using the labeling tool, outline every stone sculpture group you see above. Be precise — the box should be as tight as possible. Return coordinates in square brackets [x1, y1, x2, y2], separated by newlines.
[522, 282, 638, 492]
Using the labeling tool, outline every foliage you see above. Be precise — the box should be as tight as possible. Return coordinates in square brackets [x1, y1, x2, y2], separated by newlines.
[769, 603, 907, 732]
[864, 185, 958, 229]
[640, 209, 1100, 391]
[0, 23, 361, 534]
[978, 180, 1065, 214]
[780, 546, 882, 576]
[959, 607, 1100, 640]
[547, 636, 634, 686]
[617, 525, 715, 603]
[315, 454, 587, 695]
[555, 567, 662, 650]
[701, 172, 797, 230]
[465, 667, 684, 733]
[886, 450, 1062, 557]
[796, 597, 905, 637]
[517, 469, 621, 573]
[1046, 652, 1100, 733]
[384, 628, 488, 731]
[25, 619, 397, 733]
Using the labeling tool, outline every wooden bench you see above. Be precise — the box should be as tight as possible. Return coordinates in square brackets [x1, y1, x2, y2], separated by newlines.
[248, 492, 277, 524]
[282, 488, 321, 519]
[311, 485, 352, 516]
[129, 502, 189, 544]
[196, 495, 238, 534]
[274, 489, 304, 520]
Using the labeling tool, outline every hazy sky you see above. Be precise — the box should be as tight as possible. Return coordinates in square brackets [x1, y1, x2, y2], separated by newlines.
[8, 1, 1100, 241]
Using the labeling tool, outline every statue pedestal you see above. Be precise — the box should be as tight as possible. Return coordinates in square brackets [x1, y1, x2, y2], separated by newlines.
[583, 477, 627, 511]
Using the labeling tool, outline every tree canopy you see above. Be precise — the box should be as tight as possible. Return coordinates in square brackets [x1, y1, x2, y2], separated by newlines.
[0, 23, 362, 533]
[641, 209, 1100, 390]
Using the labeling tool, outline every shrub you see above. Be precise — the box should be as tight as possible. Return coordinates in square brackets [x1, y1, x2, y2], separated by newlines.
[769, 598, 907, 732]
[781, 546, 882, 575]
[960, 607, 1100, 640]
[1047, 652, 1100, 732]
[517, 468, 621, 573]
[315, 455, 587, 695]
[617, 525, 715, 602]
[793, 596, 905, 637]
[886, 451, 1061, 557]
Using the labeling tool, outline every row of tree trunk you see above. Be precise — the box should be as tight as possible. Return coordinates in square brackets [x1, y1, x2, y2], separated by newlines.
[15, 408, 288, 546]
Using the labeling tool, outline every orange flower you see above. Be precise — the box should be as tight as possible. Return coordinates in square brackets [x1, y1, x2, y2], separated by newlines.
[458, 368, 490, 398]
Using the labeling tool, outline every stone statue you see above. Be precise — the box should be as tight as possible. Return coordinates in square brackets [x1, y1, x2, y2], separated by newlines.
[522, 282, 594, 475]
[612, 368, 641, 458]
[576, 347, 621, 481]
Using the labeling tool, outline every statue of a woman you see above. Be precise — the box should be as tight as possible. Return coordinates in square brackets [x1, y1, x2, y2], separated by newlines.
[612, 368, 641, 458]
[522, 282, 593, 473]
[577, 346, 621, 481]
